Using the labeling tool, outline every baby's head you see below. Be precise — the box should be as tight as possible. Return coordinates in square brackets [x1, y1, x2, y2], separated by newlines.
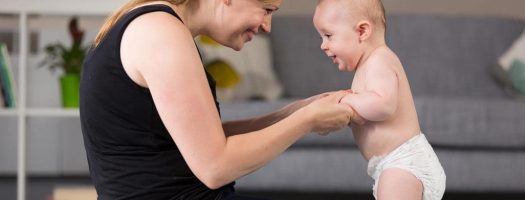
[314, 0, 386, 35]
[314, 0, 386, 71]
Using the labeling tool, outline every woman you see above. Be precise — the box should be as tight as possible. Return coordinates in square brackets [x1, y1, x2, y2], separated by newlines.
[80, 0, 354, 199]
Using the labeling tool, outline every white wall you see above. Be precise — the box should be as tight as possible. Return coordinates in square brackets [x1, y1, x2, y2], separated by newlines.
[277, 0, 525, 20]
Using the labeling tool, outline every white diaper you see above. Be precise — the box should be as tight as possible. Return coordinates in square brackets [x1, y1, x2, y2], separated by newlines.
[367, 133, 446, 200]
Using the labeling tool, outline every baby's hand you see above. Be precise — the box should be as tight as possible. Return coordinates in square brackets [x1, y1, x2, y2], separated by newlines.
[349, 108, 366, 126]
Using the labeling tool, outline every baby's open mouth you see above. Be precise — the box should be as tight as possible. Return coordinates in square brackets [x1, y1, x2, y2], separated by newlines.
[330, 56, 337, 63]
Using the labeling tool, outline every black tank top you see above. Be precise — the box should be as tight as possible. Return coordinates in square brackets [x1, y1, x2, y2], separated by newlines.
[80, 4, 232, 200]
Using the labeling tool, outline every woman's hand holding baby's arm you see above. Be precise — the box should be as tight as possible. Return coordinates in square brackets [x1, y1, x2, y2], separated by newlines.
[349, 106, 366, 125]
[299, 90, 353, 134]
[339, 91, 366, 126]
[340, 90, 396, 122]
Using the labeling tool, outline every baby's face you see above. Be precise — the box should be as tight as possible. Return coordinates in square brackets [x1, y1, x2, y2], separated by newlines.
[313, 1, 363, 72]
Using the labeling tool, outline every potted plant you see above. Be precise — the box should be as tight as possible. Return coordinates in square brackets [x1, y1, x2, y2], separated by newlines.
[39, 17, 87, 108]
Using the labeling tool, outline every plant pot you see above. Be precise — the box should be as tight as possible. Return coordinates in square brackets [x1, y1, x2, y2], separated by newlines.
[60, 73, 80, 108]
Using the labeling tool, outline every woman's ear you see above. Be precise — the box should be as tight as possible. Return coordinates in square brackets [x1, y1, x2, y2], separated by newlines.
[356, 20, 372, 42]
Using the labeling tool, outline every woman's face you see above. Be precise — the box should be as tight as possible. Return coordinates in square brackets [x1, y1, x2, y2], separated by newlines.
[217, 0, 282, 51]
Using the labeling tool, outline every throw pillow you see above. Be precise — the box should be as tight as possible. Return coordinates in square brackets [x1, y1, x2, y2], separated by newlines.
[496, 29, 525, 98]
[508, 60, 525, 94]
[196, 35, 283, 102]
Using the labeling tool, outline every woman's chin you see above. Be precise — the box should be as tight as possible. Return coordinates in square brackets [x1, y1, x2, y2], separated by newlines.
[231, 46, 242, 51]
[225, 39, 244, 51]
[233, 42, 246, 51]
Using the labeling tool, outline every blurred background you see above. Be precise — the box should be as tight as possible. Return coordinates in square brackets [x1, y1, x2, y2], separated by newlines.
[1, 0, 525, 199]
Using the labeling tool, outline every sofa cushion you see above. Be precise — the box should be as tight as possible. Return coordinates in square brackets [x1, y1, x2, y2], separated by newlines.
[499, 29, 525, 73]
[491, 63, 524, 99]
[507, 60, 525, 95]
[221, 97, 525, 149]
[415, 96, 525, 148]
[496, 29, 525, 96]
[386, 15, 524, 98]
[235, 148, 525, 192]
[197, 35, 283, 102]
[270, 15, 525, 99]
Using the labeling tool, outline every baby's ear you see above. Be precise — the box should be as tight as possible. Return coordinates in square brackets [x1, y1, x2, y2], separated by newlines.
[356, 20, 372, 42]
[222, 0, 231, 6]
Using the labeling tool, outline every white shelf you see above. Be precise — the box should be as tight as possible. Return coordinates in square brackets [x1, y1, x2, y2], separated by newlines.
[26, 108, 79, 117]
[0, 108, 79, 117]
[0, 109, 18, 116]
[0, 0, 127, 15]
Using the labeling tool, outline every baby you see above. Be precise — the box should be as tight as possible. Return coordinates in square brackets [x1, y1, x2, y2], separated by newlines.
[313, 0, 446, 199]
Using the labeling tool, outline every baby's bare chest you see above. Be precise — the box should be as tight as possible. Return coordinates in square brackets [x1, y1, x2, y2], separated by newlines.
[350, 73, 367, 92]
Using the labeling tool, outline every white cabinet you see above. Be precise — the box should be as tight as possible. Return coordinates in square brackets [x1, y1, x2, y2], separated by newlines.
[0, 1, 127, 199]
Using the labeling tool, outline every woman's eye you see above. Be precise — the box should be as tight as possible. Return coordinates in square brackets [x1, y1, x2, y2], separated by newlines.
[265, 9, 273, 15]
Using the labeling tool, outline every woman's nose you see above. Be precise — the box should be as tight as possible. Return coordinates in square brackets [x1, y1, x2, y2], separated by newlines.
[261, 16, 272, 33]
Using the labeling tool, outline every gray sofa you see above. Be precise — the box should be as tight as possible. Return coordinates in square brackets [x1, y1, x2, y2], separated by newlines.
[219, 15, 525, 193]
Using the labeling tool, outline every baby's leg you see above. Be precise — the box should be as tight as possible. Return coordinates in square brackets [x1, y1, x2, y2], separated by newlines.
[376, 168, 423, 200]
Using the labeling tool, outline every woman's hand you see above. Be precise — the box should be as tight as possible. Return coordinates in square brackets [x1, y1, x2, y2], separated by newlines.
[341, 90, 366, 126]
[349, 107, 366, 126]
[298, 90, 353, 135]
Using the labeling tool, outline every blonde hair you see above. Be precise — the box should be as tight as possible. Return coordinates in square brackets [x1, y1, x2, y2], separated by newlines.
[324, 0, 385, 31]
[348, 0, 386, 30]
[94, 0, 279, 47]
[259, 0, 279, 3]
[94, 0, 188, 47]
[363, 0, 386, 30]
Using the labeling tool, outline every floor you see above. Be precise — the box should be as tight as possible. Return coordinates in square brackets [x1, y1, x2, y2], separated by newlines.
[240, 191, 525, 200]
[1, 176, 524, 200]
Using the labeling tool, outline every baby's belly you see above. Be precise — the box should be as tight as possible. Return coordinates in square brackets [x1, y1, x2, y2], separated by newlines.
[352, 124, 420, 160]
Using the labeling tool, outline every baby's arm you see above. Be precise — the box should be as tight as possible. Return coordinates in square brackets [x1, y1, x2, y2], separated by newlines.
[340, 61, 399, 122]
[344, 99, 366, 125]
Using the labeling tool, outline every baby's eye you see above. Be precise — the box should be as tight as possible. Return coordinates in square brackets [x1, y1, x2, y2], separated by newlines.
[265, 9, 274, 15]
[322, 34, 332, 39]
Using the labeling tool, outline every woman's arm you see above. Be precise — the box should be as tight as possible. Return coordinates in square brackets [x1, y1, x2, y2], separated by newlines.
[122, 12, 352, 189]
[223, 93, 330, 136]
[222, 111, 286, 137]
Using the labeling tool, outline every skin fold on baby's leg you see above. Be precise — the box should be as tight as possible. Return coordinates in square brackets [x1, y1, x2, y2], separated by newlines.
[376, 168, 423, 200]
